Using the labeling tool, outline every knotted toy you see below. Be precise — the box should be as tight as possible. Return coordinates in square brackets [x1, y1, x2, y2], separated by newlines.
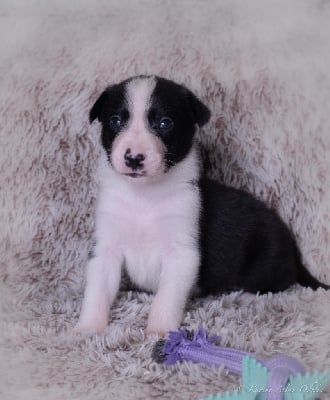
[152, 327, 330, 400]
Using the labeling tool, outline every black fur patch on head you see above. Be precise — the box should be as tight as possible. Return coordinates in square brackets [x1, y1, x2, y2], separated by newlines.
[89, 82, 130, 160]
[148, 77, 210, 168]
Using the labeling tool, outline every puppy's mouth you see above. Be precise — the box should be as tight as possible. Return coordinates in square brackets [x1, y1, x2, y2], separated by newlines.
[124, 172, 146, 178]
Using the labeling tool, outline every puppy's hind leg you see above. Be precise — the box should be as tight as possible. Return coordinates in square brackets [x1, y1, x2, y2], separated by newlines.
[73, 250, 122, 334]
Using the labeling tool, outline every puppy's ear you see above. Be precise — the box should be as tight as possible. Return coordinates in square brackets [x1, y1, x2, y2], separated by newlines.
[89, 91, 108, 123]
[185, 89, 211, 127]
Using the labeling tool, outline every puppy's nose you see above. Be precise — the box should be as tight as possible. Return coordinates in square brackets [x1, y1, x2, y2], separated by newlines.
[124, 148, 145, 170]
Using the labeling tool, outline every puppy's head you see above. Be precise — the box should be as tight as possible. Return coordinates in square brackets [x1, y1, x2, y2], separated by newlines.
[90, 76, 210, 180]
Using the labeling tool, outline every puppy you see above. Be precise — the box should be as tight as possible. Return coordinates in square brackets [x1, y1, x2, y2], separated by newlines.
[74, 75, 329, 337]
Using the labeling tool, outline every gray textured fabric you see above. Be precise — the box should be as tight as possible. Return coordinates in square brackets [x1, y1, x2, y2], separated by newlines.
[1, 1, 329, 399]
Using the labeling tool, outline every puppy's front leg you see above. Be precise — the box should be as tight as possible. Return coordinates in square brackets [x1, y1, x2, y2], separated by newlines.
[74, 250, 122, 334]
[146, 249, 199, 337]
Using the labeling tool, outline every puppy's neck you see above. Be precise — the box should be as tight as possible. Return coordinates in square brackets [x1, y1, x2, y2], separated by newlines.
[161, 144, 201, 187]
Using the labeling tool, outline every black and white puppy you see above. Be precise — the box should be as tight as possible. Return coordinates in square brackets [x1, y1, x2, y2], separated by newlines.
[74, 75, 329, 337]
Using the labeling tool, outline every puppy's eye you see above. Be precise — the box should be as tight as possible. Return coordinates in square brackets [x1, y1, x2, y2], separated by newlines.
[109, 115, 122, 128]
[159, 117, 174, 130]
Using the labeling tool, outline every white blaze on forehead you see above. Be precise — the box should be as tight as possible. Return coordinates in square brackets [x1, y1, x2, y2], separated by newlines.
[125, 76, 156, 121]
[111, 76, 165, 178]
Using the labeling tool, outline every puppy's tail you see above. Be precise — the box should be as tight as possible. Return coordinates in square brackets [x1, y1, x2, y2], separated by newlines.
[296, 249, 330, 290]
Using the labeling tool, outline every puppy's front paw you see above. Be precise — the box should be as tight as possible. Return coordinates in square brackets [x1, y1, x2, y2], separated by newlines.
[145, 327, 168, 339]
[146, 301, 182, 339]
[145, 317, 179, 339]
[73, 318, 108, 335]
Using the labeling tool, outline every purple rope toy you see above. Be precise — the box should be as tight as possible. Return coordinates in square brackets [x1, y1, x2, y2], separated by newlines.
[151, 327, 330, 400]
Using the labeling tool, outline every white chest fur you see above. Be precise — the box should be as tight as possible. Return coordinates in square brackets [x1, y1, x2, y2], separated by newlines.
[95, 148, 201, 294]
[75, 147, 202, 336]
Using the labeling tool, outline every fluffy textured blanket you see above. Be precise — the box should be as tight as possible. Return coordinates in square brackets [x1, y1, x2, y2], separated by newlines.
[1, 1, 329, 399]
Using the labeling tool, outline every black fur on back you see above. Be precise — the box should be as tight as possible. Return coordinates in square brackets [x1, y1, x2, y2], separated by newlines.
[198, 177, 330, 295]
